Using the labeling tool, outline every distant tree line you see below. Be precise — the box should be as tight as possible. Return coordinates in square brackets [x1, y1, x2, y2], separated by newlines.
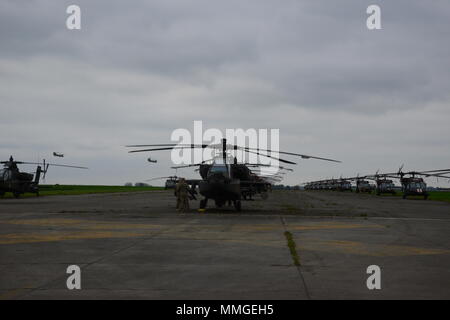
[272, 185, 300, 190]
[124, 182, 150, 187]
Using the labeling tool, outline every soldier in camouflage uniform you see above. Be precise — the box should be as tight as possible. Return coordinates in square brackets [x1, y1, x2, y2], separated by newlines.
[175, 178, 190, 212]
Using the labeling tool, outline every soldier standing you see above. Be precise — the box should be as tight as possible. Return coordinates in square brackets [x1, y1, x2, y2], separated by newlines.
[175, 178, 190, 212]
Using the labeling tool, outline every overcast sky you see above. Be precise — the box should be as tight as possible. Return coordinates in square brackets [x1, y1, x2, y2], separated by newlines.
[1, 0, 449, 186]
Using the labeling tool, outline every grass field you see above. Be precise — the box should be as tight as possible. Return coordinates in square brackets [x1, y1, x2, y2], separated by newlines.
[375, 190, 450, 203]
[2, 185, 450, 203]
[0, 184, 164, 198]
[424, 191, 450, 203]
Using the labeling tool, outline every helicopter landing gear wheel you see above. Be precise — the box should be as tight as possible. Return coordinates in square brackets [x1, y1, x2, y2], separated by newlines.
[424, 194, 428, 200]
[13, 192, 21, 198]
[233, 200, 241, 212]
[402, 194, 406, 199]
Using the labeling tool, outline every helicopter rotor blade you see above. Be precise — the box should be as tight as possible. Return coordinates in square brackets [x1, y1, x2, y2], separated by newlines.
[239, 146, 341, 163]
[46, 163, 88, 169]
[244, 149, 297, 165]
[145, 176, 177, 182]
[396, 166, 404, 176]
[18, 161, 88, 169]
[127, 145, 210, 153]
[422, 173, 450, 179]
[129, 145, 298, 165]
[417, 169, 450, 173]
[171, 164, 202, 169]
[42, 159, 47, 180]
[170, 157, 216, 169]
[126, 144, 179, 147]
[126, 142, 340, 163]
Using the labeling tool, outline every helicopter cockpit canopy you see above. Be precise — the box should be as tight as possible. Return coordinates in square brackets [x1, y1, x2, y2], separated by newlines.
[208, 164, 230, 177]
[206, 157, 231, 179]
[407, 181, 426, 190]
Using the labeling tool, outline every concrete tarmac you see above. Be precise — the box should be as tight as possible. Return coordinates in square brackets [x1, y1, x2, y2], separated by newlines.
[0, 190, 449, 299]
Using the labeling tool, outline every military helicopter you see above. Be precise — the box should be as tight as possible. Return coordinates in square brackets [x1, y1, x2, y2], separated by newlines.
[53, 152, 64, 158]
[0, 156, 88, 198]
[146, 176, 179, 189]
[127, 139, 340, 211]
[305, 177, 351, 191]
[362, 171, 398, 196]
[304, 179, 324, 190]
[146, 175, 199, 200]
[345, 174, 375, 194]
[394, 166, 450, 199]
[169, 156, 274, 207]
[335, 176, 352, 192]
[347, 174, 374, 193]
[356, 166, 450, 199]
[363, 166, 450, 199]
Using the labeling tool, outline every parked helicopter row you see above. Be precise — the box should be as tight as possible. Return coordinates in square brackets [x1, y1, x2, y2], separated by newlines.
[1, 138, 339, 207]
[4, 142, 449, 208]
[304, 166, 450, 199]
[127, 138, 340, 211]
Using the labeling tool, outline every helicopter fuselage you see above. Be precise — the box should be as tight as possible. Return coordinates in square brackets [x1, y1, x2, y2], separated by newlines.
[401, 177, 428, 199]
[199, 179, 241, 201]
[0, 166, 41, 197]
[194, 161, 271, 210]
[356, 180, 373, 193]
[376, 179, 396, 195]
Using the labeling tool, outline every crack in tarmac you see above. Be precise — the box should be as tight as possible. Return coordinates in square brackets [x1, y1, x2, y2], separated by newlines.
[14, 220, 198, 299]
[280, 216, 311, 300]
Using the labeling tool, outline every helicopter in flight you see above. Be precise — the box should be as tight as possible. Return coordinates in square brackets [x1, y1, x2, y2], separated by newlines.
[147, 157, 157, 163]
[127, 138, 340, 211]
[0, 156, 88, 198]
[53, 152, 64, 158]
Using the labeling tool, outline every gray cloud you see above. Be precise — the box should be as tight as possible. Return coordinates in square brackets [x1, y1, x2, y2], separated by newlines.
[1, 0, 449, 186]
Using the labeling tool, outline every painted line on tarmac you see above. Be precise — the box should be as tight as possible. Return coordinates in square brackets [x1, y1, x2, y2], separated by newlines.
[0, 231, 147, 245]
[296, 238, 450, 257]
